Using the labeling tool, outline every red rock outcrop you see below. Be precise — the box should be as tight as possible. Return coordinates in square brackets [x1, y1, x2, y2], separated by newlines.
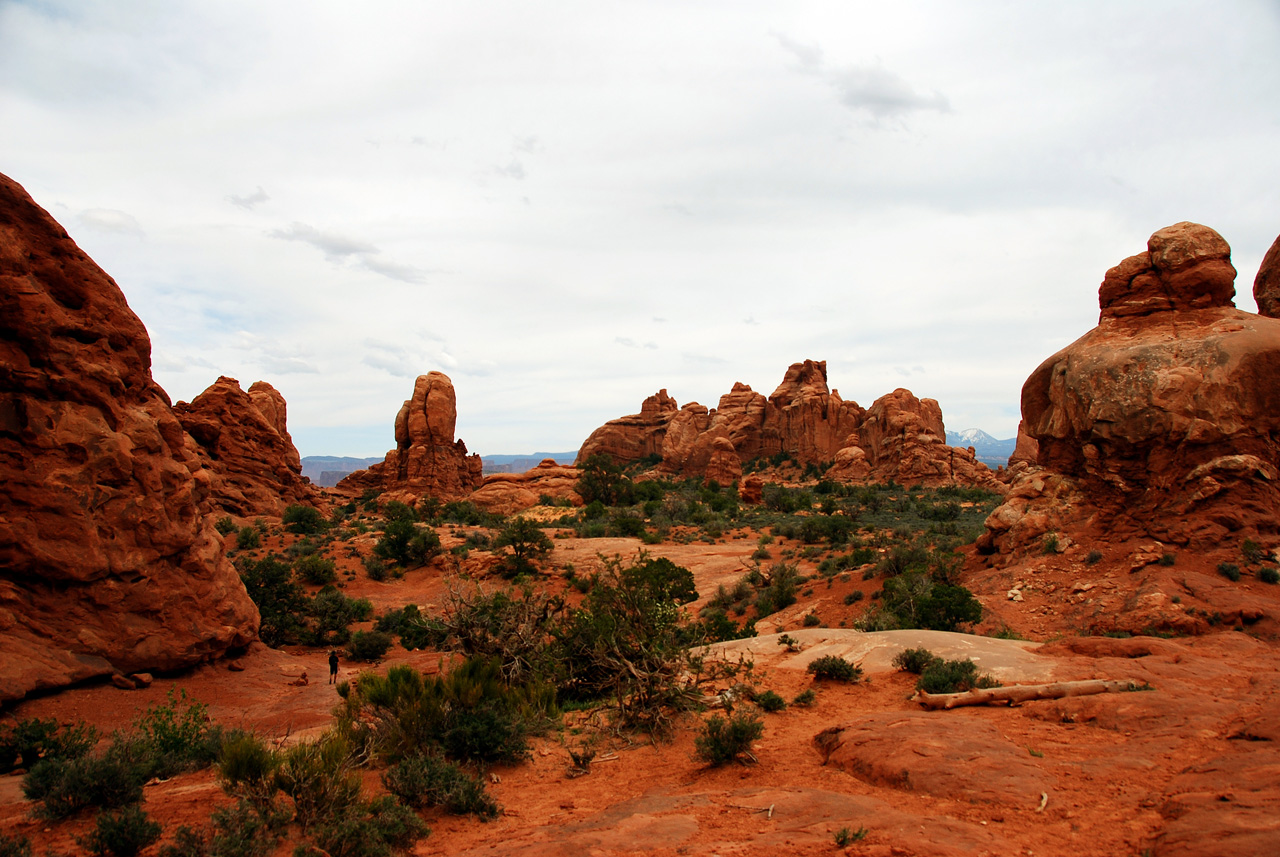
[579, 361, 997, 488]
[174, 376, 321, 517]
[980, 222, 1280, 557]
[1007, 418, 1039, 468]
[0, 173, 258, 702]
[338, 372, 482, 502]
[469, 460, 583, 515]
[1254, 231, 1280, 319]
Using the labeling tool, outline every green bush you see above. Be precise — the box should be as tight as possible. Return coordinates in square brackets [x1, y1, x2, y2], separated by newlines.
[273, 733, 362, 830]
[374, 520, 442, 569]
[892, 647, 940, 674]
[1260, 567, 1280, 584]
[383, 753, 498, 818]
[754, 690, 787, 712]
[833, 826, 868, 846]
[236, 526, 261, 550]
[803, 612, 821, 627]
[916, 658, 999, 694]
[215, 516, 238, 536]
[79, 805, 161, 857]
[695, 711, 764, 766]
[1085, 549, 1103, 565]
[1218, 562, 1242, 582]
[283, 504, 328, 535]
[0, 833, 32, 857]
[843, 590, 864, 605]
[792, 689, 816, 707]
[806, 655, 862, 683]
[23, 752, 144, 818]
[492, 517, 554, 577]
[363, 556, 389, 581]
[132, 688, 219, 778]
[1242, 538, 1264, 564]
[1158, 553, 1176, 566]
[160, 796, 288, 857]
[239, 555, 310, 647]
[309, 796, 429, 857]
[0, 717, 96, 774]
[294, 554, 337, 586]
[217, 732, 279, 801]
[348, 630, 394, 662]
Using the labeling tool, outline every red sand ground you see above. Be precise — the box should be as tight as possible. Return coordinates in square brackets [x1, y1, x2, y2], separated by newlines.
[3, 520, 1278, 857]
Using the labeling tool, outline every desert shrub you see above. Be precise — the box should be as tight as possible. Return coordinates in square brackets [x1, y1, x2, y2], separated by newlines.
[892, 647, 940, 674]
[576, 453, 634, 506]
[0, 717, 96, 774]
[79, 805, 161, 857]
[132, 688, 219, 777]
[380, 500, 417, 522]
[295, 554, 337, 586]
[348, 630, 394, 662]
[833, 826, 868, 846]
[0, 834, 32, 857]
[492, 517, 554, 577]
[1157, 553, 1176, 566]
[753, 562, 800, 617]
[1218, 562, 1242, 582]
[283, 505, 328, 535]
[916, 658, 999, 694]
[843, 590, 864, 605]
[383, 753, 498, 818]
[374, 520, 441, 569]
[215, 516, 238, 536]
[23, 752, 141, 817]
[695, 711, 763, 766]
[803, 612, 821, 627]
[792, 689, 816, 707]
[754, 690, 787, 712]
[309, 796, 429, 857]
[1041, 532, 1060, 554]
[217, 732, 280, 802]
[363, 556, 389, 581]
[310, 587, 372, 646]
[273, 733, 362, 830]
[1085, 549, 1103, 565]
[874, 573, 982, 632]
[1242, 538, 1265, 564]
[236, 527, 261, 550]
[1261, 567, 1280, 584]
[238, 555, 310, 647]
[807, 655, 862, 683]
[161, 798, 287, 857]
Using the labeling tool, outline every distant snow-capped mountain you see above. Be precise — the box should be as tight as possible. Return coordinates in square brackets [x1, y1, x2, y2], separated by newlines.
[945, 428, 1016, 468]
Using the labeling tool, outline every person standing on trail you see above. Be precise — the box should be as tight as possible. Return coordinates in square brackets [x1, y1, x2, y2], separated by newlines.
[328, 650, 340, 684]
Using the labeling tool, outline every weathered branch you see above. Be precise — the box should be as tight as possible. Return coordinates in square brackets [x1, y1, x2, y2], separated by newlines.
[912, 679, 1146, 710]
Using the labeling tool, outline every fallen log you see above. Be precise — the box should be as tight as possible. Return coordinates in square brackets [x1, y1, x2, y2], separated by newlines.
[912, 679, 1146, 710]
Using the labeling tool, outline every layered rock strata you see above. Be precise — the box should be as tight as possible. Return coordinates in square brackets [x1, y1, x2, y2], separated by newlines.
[979, 222, 1280, 557]
[175, 376, 321, 517]
[338, 372, 482, 502]
[0, 174, 258, 701]
[469, 460, 583, 515]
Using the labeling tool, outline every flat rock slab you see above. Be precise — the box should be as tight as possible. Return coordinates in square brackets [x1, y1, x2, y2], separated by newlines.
[711, 628, 1058, 683]
[1155, 744, 1280, 857]
[816, 712, 1055, 807]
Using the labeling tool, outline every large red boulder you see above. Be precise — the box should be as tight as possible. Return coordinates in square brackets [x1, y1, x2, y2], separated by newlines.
[175, 376, 322, 517]
[339, 371, 482, 501]
[1254, 231, 1280, 319]
[0, 174, 258, 701]
[980, 222, 1280, 556]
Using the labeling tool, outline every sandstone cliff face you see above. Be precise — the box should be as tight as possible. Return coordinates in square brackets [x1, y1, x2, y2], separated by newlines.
[980, 222, 1280, 557]
[1254, 232, 1280, 319]
[338, 372, 482, 501]
[578, 361, 996, 488]
[174, 376, 321, 517]
[0, 174, 258, 702]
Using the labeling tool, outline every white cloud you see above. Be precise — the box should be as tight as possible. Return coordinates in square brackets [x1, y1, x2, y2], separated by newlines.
[77, 208, 143, 236]
[227, 186, 269, 209]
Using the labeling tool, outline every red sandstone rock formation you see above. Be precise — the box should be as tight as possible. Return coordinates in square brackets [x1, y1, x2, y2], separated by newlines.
[174, 376, 321, 517]
[469, 460, 583, 515]
[1254, 231, 1280, 319]
[0, 173, 258, 702]
[979, 222, 1280, 558]
[338, 372, 482, 502]
[579, 361, 996, 488]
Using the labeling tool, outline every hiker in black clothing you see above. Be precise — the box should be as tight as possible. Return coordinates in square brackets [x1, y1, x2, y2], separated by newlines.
[328, 650, 339, 684]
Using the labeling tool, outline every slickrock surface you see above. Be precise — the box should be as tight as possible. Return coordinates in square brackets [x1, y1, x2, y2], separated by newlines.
[175, 376, 321, 517]
[0, 173, 257, 702]
[338, 371, 483, 502]
[979, 222, 1280, 558]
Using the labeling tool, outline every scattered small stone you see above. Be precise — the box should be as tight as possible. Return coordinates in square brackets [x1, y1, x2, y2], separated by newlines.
[111, 674, 137, 690]
[131, 673, 153, 687]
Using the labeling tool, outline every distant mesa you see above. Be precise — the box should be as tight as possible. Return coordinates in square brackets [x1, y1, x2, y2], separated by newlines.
[470, 459, 584, 515]
[979, 222, 1280, 558]
[175, 376, 322, 516]
[577, 359, 1000, 490]
[0, 172, 258, 702]
[301, 456, 385, 487]
[481, 452, 577, 475]
[338, 371, 483, 502]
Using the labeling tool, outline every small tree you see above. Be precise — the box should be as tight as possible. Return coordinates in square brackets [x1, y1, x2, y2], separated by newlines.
[283, 505, 328, 535]
[492, 518, 553, 577]
[576, 454, 634, 506]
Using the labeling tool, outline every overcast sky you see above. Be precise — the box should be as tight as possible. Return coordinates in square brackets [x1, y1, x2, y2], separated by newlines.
[3, 1, 1278, 458]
